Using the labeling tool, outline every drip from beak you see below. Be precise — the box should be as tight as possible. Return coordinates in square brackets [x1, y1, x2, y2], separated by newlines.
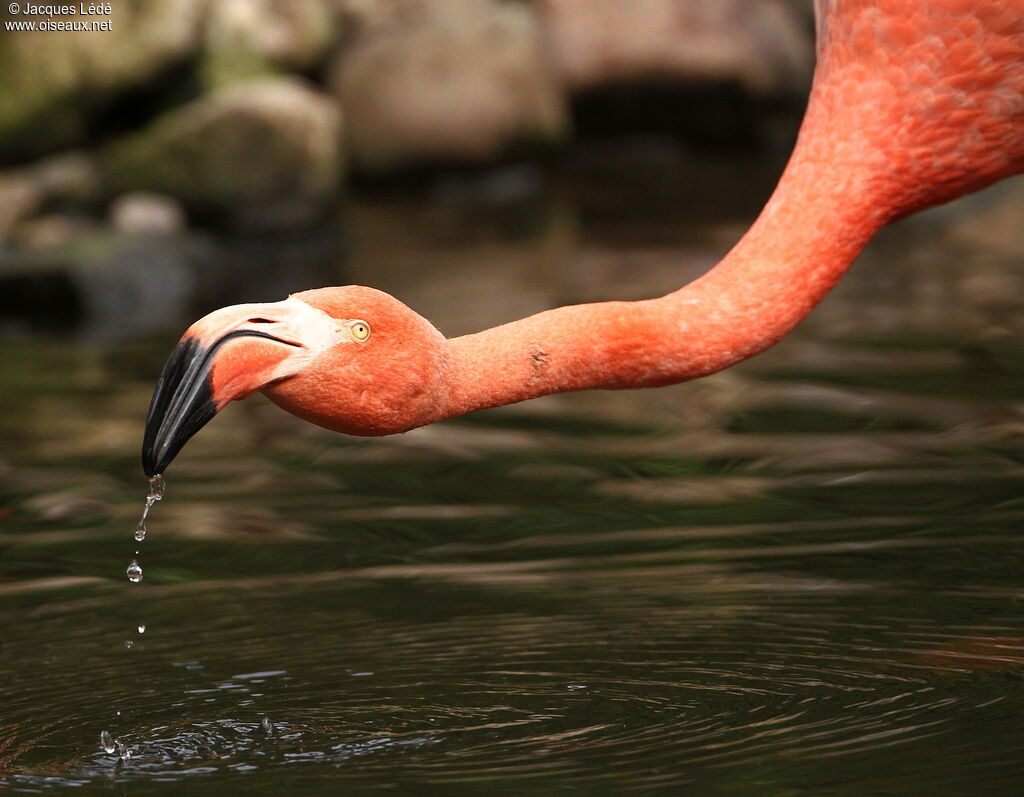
[141, 330, 292, 477]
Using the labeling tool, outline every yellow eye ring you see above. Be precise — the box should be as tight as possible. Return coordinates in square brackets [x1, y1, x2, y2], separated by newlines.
[349, 320, 371, 342]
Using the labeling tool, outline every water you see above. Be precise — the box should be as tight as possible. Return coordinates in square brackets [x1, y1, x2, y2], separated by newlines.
[126, 559, 143, 583]
[126, 475, 164, 587]
[0, 154, 1022, 793]
[134, 475, 166, 544]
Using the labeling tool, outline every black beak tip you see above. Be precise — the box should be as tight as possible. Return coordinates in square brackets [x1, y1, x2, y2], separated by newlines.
[141, 336, 217, 479]
[142, 444, 167, 479]
[141, 328, 290, 476]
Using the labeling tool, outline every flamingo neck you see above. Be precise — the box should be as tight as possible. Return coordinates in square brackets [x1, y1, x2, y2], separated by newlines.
[434, 0, 1024, 423]
[438, 138, 885, 421]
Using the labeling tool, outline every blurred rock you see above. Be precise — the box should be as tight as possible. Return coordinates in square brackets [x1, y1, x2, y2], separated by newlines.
[335, 0, 493, 32]
[200, 0, 340, 89]
[0, 152, 101, 240]
[0, 217, 344, 338]
[0, 230, 210, 339]
[0, 175, 39, 242]
[10, 214, 98, 250]
[331, 3, 568, 172]
[535, 0, 812, 95]
[0, 0, 204, 159]
[26, 152, 102, 202]
[102, 78, 343, 230]
[74, 233, 208, 339]
[109, 192, 187, 236]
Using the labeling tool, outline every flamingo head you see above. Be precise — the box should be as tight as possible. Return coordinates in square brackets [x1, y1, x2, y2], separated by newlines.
[141, 286, 449, 476]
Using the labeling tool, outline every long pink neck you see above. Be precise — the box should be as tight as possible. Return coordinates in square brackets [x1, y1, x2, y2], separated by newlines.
[438, 0, 1024, 421]
[441, 145, 881, 420]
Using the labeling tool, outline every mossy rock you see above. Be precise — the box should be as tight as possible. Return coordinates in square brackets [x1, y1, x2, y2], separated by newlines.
[0, 0, 204, 160]
[102, 78, 344, 230]
[331, 3, 568, 173]
[198, 0, 340, 91]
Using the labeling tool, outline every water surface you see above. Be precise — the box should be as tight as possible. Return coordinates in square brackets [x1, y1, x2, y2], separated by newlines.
[1, 155, 1022, 794]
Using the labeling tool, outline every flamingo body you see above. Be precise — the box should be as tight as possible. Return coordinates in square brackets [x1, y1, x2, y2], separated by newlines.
[143, 0, 1024, 477]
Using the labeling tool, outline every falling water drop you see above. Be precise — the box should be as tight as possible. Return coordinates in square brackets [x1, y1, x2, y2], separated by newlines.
[133, 474, 165, 542]
[124, 640, 133, 649]
[100, 730, 116, 754]
[126, 560, 143, 583]
[261, 716, 274, 734]
[138, 624, 146, 634]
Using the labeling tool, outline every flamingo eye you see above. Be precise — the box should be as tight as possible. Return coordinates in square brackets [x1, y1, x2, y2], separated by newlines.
[349, 320, 371, 342]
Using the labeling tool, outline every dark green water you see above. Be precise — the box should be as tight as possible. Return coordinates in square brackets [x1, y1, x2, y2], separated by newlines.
[1, 159, 1023, 794]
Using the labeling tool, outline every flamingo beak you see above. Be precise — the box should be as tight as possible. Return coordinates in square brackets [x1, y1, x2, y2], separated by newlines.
[141, 298, 347, 476]
[141, 328, 293, 477]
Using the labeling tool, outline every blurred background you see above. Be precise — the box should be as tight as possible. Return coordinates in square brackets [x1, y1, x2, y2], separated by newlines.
[1, 0, 1020, 345]
[1, 1, 1023, 792]
[0, 0, 824, 338]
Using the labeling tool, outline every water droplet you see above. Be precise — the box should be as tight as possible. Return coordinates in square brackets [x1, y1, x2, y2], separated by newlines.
[137, 624, 146, 634]
[134, 475, 166, 541]
[261, 716, 274, 734]
[100, 730, 116, 754]
[126, 560, 143, 583]
[124, 640, 133, 649]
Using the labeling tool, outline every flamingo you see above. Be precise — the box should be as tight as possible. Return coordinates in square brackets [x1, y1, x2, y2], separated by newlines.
[142, 0, 1024, 478]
